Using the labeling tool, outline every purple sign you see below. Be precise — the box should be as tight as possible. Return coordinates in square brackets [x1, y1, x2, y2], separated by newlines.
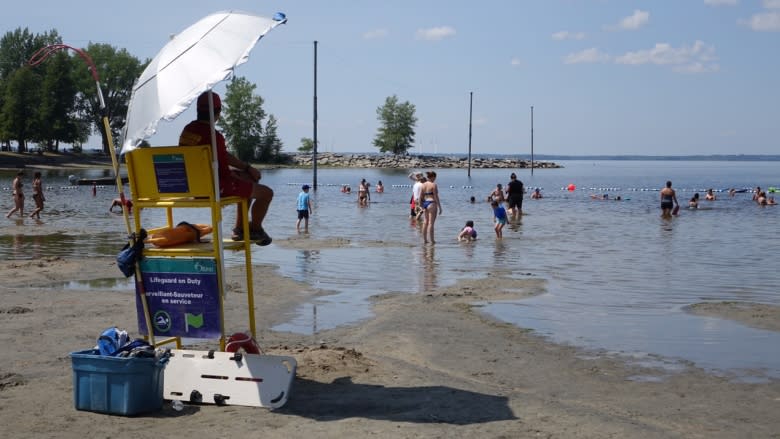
[135, 257, 221, 339]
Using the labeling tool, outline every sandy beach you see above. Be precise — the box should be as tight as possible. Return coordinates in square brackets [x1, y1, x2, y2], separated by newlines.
[1, 249, 778, 439]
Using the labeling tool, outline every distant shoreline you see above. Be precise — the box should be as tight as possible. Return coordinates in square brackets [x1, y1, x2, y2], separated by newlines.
[3, 150, 779, 172]
[0, 151, 114, 171]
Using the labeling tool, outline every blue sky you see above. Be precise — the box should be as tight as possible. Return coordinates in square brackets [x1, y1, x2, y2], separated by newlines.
[4, 0, 779, 155]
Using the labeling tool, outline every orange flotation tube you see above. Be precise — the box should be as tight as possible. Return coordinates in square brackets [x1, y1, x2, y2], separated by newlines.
[145, 221, 213, 247]
[225, 332, 262, 354]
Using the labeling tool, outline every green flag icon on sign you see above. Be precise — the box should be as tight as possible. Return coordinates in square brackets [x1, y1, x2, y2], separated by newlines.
[185, 313, 204, 331]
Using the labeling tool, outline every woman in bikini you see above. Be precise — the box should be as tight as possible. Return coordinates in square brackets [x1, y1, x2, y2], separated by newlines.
[420, 171, 442, 244]
[6, 171, 24, 218]
[29, 171, 45, 219]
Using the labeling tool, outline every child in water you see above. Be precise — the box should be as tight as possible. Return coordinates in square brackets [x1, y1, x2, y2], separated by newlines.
[491, 200, 507, 239]
[457, 220, 478, 241]
[689, 193, 700, 209]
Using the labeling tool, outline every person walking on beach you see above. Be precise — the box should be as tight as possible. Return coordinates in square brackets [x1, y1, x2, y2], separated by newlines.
[6, 171, 24, 218]
[29, 172, 45, 219]
[660, 180, 679, 218]
[491, 200, 507, 238]
[296, 184, 313, 232]
[420, 171, 442, 244]
[505, 172, 524, 220]
[179, 91, 273, 246]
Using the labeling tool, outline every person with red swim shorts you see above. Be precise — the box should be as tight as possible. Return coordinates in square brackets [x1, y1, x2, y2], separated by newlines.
[179, 91, 273, 246]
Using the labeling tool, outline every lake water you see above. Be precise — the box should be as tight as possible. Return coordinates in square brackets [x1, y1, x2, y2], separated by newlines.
[2, 160, 779, 380]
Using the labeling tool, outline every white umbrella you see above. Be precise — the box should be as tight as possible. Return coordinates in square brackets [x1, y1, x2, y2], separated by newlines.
[121, 10, 287, 153]
[117, 10, 286, 345]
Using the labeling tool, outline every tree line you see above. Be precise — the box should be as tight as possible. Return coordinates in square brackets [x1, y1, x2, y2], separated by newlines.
[1, 27, 418, 161]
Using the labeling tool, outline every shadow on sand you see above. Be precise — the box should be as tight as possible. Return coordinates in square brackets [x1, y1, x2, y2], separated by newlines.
[276, 376, 517, 425]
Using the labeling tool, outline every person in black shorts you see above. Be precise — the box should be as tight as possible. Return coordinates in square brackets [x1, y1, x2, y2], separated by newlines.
[505, 172, 524, 221]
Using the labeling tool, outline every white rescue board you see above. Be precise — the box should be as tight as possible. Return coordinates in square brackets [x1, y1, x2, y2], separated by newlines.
[163, 349, 296, 409]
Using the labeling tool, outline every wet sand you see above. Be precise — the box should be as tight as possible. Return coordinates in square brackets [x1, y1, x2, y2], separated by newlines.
[685, 302, 780, 332]
[1, 255, 778, 438]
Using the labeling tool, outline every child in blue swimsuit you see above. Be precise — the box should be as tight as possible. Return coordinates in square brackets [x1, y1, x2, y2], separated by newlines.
[491, 200, 507, 238]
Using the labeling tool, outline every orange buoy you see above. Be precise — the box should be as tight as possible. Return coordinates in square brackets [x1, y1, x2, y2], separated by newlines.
[567, 184, 576, 192]
[145, 222, 212, 247]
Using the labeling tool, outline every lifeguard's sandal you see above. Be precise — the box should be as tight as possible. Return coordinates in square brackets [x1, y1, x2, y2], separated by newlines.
[232, 227, 272, 246]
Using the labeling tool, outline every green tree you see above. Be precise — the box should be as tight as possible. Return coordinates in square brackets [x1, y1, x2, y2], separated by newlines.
[258, 114, 283, 161]
[0, 67, 40, 152]
[72, 43, 147, 153]
[0, 27, 61, 151]
[373, 95, 417, 155]
[298, 137, 316, 153]
[221, 76, 266, 161]
[37, 51, 81, 151]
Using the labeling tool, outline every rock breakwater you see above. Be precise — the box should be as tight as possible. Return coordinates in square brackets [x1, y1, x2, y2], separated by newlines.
[288, 152, 560, 169]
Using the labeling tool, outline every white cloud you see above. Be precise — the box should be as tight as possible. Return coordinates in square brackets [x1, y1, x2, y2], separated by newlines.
[415, 26, 456, 41]
[704, 0, 738, 6]
[764, 0, 780, 9]
[673, 62, 720, 74]
[563, 48, 611, 64]
[740, 11, 780, 31]
[608, 9, 650, 31]
[510, 57, 522, 67]
[614, 40, 719, 73]
[363, 28, 388, 40]
[552, 31, 586, 41]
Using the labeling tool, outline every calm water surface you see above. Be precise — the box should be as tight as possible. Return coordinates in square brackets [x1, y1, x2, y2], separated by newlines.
[2, 161, 779, 379]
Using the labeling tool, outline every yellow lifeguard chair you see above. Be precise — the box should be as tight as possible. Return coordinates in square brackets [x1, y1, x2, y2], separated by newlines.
[125, 144, 256, 349]
[124, 144, 295, 408]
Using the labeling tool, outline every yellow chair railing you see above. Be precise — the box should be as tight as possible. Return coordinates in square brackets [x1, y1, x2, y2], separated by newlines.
[124, 145, 257, 350]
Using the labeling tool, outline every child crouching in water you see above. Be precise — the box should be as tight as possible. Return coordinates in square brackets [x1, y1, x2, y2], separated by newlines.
[457, 220, 477, 241]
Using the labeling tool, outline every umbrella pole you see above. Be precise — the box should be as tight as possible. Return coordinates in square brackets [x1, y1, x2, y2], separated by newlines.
[99, 88, 155, 346]
[29, 44, 155, 345]
[102, 112, 155, 346]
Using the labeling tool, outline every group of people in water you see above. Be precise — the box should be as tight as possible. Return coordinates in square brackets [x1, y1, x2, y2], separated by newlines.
[661, 181, 775, 218]
[403, 171, 527, 244]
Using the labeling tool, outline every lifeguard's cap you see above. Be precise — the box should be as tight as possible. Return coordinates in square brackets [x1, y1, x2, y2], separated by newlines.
[197, 92, 221, 112]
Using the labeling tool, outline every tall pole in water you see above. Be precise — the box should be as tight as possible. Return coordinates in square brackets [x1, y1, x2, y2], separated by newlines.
[312, 41, 318, 191]
[530, 105, 534, 176]
[467, 91, 473, 177]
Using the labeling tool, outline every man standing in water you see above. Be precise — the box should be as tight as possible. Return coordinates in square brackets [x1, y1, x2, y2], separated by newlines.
[505, 172, 524, 221]
[660, 180, 679, 218]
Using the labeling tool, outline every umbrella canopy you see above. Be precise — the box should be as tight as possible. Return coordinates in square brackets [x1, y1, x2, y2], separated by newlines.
[121, 10, 286, 153]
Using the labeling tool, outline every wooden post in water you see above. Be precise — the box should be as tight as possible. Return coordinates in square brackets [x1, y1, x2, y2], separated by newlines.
[468, 91, 473, 177]
[530, 105, 534, 176]
[312, 41, 318, 191]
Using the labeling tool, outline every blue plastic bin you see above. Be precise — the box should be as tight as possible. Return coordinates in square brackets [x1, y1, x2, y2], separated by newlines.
[70, 349, 165, 416]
